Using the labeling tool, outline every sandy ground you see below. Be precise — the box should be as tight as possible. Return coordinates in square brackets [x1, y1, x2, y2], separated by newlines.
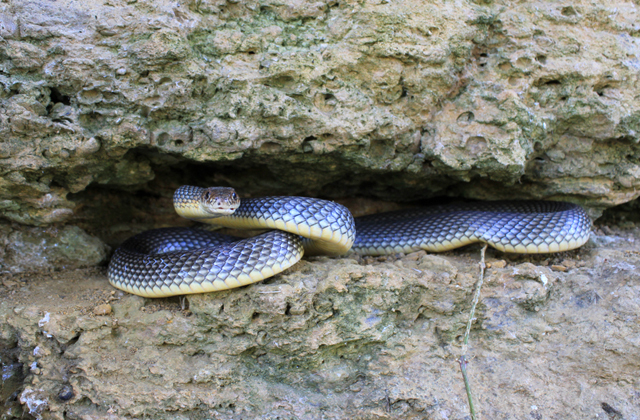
[1, 224, 640, 419]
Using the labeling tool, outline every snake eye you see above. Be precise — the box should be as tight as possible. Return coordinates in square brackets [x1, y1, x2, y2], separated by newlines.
[232, 193, 238, 200]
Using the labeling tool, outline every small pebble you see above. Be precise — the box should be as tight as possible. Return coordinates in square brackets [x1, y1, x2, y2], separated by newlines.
[551, 265, 567, 272]
[561, 260, 576, 268]
[492, 260, 507, 268]
[93, 303, 112, 316]
[2, 279, 17, 288]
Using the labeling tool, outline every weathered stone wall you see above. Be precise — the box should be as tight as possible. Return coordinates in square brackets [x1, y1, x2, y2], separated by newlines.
[1, 0, 639, 232]
[2, 1, 640, 419]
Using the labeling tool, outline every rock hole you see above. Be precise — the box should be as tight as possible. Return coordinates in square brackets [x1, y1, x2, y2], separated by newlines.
[267, 75, 294, 88]
[466, 136, 487, 154]
[252, 311, 260, 320]
[302, 136, 315, 153]
[139, 70, 149, 77]
[156, 132, 171, 146]
[285, 302, 292, 316]
[49, 87, 71, 105]
[57, 385, 74, 401]
[63, 333, 81, 349]
[478, 52, 488, 67]
[50, 179, 65, 189]
[595, 84, 610, 97]
[456, 111, 474, 125]
[544, 80, 561, 86]
[259, 141, 281, 153]
[561, 6, 577, 16]
[536, 54, 547, 64]
[175, 139, 184, 146]
[499, 62, 512, 71]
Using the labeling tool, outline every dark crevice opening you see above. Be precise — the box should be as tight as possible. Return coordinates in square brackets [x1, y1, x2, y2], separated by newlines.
[49, 87, 71, 105]
[597, 197, 640, 227]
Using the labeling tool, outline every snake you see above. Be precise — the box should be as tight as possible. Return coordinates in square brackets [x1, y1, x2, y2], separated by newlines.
[108, 186, 591, 297]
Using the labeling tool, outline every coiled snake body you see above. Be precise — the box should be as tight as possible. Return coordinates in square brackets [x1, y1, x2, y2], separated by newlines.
[108, 186, 591, 297]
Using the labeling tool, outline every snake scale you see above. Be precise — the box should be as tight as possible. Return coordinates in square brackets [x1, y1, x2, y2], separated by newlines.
[108, 186, 591, 297]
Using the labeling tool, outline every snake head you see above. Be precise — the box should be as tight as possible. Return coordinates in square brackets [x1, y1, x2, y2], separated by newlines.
[200, 187, 240, 216]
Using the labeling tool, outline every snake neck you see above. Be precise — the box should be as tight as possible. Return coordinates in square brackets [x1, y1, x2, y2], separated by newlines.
[199, 197, 356, 255]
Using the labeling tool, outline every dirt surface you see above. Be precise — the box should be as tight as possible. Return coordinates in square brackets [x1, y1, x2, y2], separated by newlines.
[2, 223, 640, 419]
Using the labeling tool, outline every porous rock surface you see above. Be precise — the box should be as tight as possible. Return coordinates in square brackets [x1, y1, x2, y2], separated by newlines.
[2, 229, 640, 419]
[1, 0, 640, 418]
[1, 0, 639, 231]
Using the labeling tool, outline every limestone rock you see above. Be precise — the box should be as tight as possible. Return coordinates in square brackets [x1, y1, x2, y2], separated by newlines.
[0, 0, 638, 234]
[0, 225, 107, 274]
